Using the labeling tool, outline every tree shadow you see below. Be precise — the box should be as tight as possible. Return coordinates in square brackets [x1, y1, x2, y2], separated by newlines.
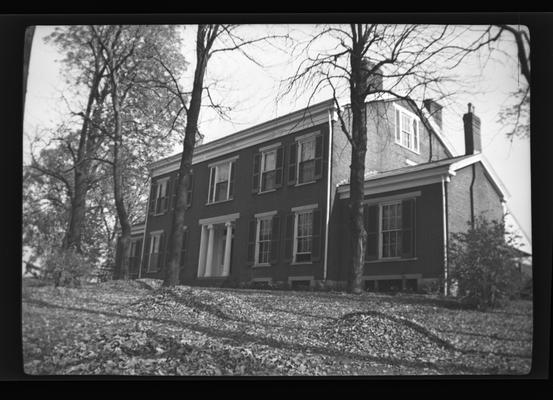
[24, 298, 516, 375]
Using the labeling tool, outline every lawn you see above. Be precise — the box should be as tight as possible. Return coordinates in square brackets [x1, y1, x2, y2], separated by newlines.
[22, 278, 533, 376]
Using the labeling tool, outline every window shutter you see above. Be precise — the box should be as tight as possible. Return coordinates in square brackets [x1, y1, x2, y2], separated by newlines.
[365, 204, 379, 260]
[148, 183, 157, 215]
[180, 229, 188, 267]
[165, 177, 173, 212]
[270, 215, 280, 264]
[159, 232, 166, 271]
[246, 219, 256, 265]
[314, 135, 324, 180]
[207, 167, 215, 203]
[143, 235, 151, 270]
[311, 209, 322, 262]
[402, 199, 415, 258]
[395, 109, 401, 142]
[288, 143, 297, 185]
[252, 153, 261, 193]
[284, 213, 295, 262]
[186, 172, 194, 208]
[275, 147, 284, 188]
[229, 162, 235, 199]
[170, 174, 178, 210]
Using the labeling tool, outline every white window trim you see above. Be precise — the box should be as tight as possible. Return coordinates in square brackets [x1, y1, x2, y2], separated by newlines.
[153, 178, 169, 215]
[254, 210, 278, 218]
[378, 200, 403, 260]
[394, 104, 421, 154]
[292, 209, 315, 264]
[207, 160, 234, 204]
[254, 215, 273, 267]
[259, 142, 281, 153]
[363, 191, 421, 206]
[198, 213, 240, 226]
[148, 231, 163, 272]
[291, 203, 318, 212]
[207, 155, 239, 168]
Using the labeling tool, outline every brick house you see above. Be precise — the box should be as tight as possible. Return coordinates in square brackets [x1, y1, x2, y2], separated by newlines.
[126, 94, 509, 292]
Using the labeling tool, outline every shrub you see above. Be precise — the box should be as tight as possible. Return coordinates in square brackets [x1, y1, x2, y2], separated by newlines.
[448, 217, 523, 310]
[42, 248, 94, 287]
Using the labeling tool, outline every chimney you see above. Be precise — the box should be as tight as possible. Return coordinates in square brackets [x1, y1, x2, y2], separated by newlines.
[463, 103, 481, 155]
[423, 99, 443, 129]
[361, 58, 383, 92]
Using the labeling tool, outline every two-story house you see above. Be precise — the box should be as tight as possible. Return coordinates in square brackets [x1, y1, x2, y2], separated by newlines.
[126, 91, 508, 292]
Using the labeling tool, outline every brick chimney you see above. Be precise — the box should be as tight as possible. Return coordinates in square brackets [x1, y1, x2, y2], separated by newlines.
[361, 58, 383, 92]
[423, 99, 443, 129]
[463, 103, 481, 155]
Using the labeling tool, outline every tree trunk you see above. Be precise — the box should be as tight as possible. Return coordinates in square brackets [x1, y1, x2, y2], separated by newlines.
[62, 66, 103, 252]
[347, 30, 369, 294]
[164, 25, 212, 287]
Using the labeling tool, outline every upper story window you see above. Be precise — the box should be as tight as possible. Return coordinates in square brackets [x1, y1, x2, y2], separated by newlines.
[208, 158, 236, 204]
[149, 178, 169, 215]
[147, 231, 165, 272]
[287, 133, 324, 186]
[252, 145, 284, 193]
[395, 105, 420, 153]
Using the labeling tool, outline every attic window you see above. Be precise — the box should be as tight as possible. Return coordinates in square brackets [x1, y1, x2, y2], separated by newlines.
[394, 105, 420, 154]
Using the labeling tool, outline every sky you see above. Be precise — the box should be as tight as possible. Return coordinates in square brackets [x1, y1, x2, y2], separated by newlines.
[23, 24, 532, 252]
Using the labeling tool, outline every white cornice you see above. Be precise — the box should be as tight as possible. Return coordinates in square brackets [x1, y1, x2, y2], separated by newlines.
[150, 100, 336, 177]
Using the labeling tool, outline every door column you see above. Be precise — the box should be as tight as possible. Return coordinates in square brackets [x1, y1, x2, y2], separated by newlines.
[204, 224, 215, 277]
[197, 224, 208, 277]
[222, 222, 233, 277]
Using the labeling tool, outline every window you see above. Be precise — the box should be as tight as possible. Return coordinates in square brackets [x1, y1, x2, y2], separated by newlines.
[381, 202, 402, 258]
[256, 217, 272, 264]
[129, 239, 142, 275]
[208, 160, 235, 203]
[395, 106, 420, 153]
[288, 134, 323, 186]
[252, 147, 283, 193]
[149, 179, 169, 215]
[298, 138, 316, 183]
[284, 207, 321, 264]
[147, 231, 165, 272]
[247, 213, 280, 266]
[364, 198, 415, 261]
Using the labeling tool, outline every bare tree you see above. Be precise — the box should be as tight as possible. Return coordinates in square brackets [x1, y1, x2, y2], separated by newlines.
[282, 24, 505, 293]
[162, 24, 289, 286]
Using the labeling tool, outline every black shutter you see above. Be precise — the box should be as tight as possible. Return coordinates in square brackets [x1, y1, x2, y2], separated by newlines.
[159, 232, 166, 272]
[166, 177, 173, 212]
[186, 172, 193, 208]
[143, 235, 151, 271]
[365, 204, 379, 261]
[284, 213, 295, 262]
[246, 219, 256, 265]
[180, 229, 188, 267]
[148, 183, 157, 215]
[275, 147, 284, 188]
[252, 153, 261, 193]
[270, 215, 280, 264]
[170, 174, 178, 210]
[288, 143, 297, 185]
[402, 199, 415, 258]
[207, 167, 215, 203]
[229, 162, 235, 199]
[314, 135, 323, 180]
[311, 209, 322, 262]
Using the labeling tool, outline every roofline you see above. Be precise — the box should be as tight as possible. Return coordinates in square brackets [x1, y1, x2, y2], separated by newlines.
[337, 153, 510, 202]
[149, 99, 336, 176]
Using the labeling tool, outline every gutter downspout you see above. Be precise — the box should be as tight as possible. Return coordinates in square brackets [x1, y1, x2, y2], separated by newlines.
[138, 173, 153, 279]
[323, 107, 335, 281]
[441, 175, 450, 296]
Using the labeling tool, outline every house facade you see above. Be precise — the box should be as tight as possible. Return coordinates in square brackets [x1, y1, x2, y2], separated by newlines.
[126, 96, 509, 292]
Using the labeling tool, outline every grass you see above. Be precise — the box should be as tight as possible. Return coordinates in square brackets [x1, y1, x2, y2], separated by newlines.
[22, 278, 533, 376]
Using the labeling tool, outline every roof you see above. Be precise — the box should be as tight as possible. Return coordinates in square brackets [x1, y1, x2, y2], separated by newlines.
[337, 152, 510, 201]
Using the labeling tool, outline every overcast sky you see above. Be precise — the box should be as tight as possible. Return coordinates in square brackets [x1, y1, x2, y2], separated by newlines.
[23, 24, 532, 251]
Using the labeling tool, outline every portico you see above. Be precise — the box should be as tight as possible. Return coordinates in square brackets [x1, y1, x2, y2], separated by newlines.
[197, 213, 239, 278]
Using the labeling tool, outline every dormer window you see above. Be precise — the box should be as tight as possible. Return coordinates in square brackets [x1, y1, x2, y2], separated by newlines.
[394, 105, 420, 153]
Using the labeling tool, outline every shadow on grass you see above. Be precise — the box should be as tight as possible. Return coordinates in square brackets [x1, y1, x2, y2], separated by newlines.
[24, 298, 513, 375]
